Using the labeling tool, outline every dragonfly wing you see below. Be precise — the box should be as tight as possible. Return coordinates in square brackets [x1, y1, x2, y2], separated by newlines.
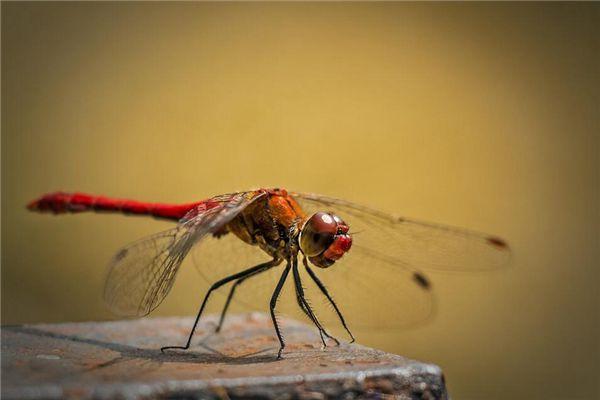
[284, 191, 510, 332]
[103, 227, 189, 317]
[103, 190, 267, 317]
[187, 231, 435, 332]
[291, 191, 511, 272]
[189, 235, 436, 332]
[298, 249, 436, 331]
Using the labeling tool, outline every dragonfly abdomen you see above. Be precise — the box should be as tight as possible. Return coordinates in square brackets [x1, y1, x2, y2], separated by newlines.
[27, 192, 200, 221]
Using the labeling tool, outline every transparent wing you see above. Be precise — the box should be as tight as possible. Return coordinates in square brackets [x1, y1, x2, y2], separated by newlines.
[103, 190, 267, 317]
[289, 191, 508, 332]
[189, 232, 435, 334]
[300, 249, 436, 332]
[291, 191, 511, 272]
[103, 227, 189, 317]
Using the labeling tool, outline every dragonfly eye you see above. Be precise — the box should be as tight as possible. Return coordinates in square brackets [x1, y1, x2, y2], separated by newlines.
[300, 212, 336, 257]
[300, 212, 352, 268]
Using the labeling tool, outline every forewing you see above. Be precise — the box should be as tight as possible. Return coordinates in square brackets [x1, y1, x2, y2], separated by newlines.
[103, 190, 267, 317]
[282, 191, 510, 332]
[291, 192, 510, 272]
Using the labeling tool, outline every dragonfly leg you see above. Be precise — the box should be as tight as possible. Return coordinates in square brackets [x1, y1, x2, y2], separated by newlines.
[216, 262, 275, 333]
[294, 288, 326, 346]
[292, 258, 339, 347]
[161, 258, 280, 353]
[270, 260, 292, 359]
[303, 257, 355, 343]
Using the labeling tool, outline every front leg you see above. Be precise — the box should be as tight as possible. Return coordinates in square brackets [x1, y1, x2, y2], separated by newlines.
[292, 257, 339, 347]
[303, 256, 355, 343]
[294, 286, 327, 346]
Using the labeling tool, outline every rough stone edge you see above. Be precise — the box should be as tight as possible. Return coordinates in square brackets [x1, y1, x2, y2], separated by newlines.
[3, 364, 446, 400]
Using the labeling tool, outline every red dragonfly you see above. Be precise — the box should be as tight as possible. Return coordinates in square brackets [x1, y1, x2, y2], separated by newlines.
[28, 188, 509, 358]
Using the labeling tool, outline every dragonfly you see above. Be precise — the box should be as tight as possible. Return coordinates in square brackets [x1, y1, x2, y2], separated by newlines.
[27, 188, 510, 358]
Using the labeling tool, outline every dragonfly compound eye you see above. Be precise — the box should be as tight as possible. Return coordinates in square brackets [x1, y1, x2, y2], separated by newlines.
[300, 212, 353, 268]
[300, 212, 337, 257]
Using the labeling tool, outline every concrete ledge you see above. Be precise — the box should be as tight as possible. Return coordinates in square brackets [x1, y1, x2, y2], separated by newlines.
[1, 313, 447, 399]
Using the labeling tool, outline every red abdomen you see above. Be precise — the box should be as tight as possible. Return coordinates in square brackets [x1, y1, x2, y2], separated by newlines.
[27, 192, 203, 221]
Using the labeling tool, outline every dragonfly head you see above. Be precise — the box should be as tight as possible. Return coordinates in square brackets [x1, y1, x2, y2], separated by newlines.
[299, 212, 352, 268]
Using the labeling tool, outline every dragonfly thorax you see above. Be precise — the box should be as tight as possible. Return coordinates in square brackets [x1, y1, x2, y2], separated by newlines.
[299, 212, 353, 268]
[220, 191, 353, 267]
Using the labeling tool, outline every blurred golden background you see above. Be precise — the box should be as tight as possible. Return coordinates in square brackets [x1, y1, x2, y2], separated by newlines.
[2, 3, 598, 399]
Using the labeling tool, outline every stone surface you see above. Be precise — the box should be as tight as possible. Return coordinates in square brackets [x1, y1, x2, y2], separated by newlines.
[1, 314, 447, 399]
